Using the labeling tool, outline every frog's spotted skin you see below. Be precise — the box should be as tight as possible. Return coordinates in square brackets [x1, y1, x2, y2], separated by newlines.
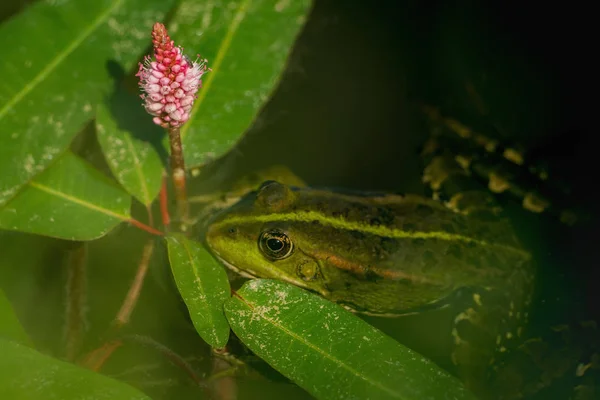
[416, 146, 537, 395]
[421, 106, 584, 226]
[420, 111, 599, 398]
[490, 320, 599, 399]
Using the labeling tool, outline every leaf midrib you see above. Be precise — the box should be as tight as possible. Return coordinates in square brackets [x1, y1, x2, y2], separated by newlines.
[29, 181, 129, 220]
[234, 291, 403, 399]
[179, 0, 251, 141]
[0, 0, 125, 120]
[123, 134, 151, 204]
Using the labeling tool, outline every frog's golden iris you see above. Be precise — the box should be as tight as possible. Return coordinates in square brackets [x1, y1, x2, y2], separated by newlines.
[258, 229, 294, 260]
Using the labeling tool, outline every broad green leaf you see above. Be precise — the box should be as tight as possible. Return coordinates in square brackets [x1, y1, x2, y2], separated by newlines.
[96, 98, 165, 206]
[0, 0, 175, 206]
[225, 279, 476, 400]
[165, 234, 230, 348]
[0, 338, 152, 399]
[0, 152, 131, 240]
[0, 290, 32, 346]
[167, 0, 312, 168]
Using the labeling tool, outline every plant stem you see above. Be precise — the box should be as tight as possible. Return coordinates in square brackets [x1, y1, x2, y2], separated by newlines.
[128, 218, 164, 235]
[159, 173, 171, 229]
[124, 334, 203, 386]
[168, 126, 189, 225]
[113, 239, 155, 328]
[81, 340, 123, 371]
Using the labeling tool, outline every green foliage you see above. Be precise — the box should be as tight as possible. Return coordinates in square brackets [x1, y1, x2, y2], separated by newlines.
[0, 290, 31, 346]
[0, 339, 152, 399]
[0, 0, 175, 207]
[225, 279, 476, 400]
[0, 152, 131, 240]
[168, 0, 313, 167]
[96, 100, 165, 206]
[166, 234, 230, 348]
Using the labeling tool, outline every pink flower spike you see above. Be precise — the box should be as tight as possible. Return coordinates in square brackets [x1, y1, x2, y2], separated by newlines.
[136, 23, 208, 129]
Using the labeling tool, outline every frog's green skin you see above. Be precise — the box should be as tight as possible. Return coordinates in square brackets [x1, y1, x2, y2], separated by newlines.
[204, 164, 535, 396]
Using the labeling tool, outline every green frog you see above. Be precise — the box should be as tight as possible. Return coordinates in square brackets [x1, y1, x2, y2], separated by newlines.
[198, 110, 596, 399]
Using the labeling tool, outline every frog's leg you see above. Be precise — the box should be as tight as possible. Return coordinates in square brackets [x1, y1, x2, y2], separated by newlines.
[490, 320, 600, 400]
[421, 146, 535, 397]
[421, 106, 585, 226]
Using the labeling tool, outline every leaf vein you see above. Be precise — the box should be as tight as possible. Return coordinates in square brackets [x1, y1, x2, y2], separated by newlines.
[179, 238, 215, 332]
[237, 296, 402, 398]
[29, 181, 129, 221]
[180, 0, 251, 140]
[0, 0, 125, 119]
[123, 134, 150, 204]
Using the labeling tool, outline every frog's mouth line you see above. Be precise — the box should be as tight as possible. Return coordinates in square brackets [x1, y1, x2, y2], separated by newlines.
[212, 252, 326, 295]
[212, 254, 259, 280]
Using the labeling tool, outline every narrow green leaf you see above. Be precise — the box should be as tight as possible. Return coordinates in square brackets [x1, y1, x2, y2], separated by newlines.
[0, 0, 175, 206]
[166, 0, 312, 168]
[96, 98, 164, 206]
[225, 279, 476, 400]
[0, 339, 152, 399]
[0, 152, 131, 240]
[0, 290, 32, 347]
[165, 234, 230, 348]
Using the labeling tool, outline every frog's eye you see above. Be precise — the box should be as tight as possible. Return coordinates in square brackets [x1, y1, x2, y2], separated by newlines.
[258, 229, 294, 260]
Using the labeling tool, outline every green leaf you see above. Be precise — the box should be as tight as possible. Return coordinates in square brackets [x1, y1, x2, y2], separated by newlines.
[167, 0, 312, 168]
[0, 290, 32, 347]
[225, 279, 476, 400]
[0, 338, 152, 399]
[165, 234, 230, 348]
[96, 97, 165, 206]
[0, 152, 131, 240]
[0, 0, 176, 207]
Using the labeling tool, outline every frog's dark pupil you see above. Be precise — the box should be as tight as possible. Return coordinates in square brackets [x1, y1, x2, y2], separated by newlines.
[267, 238, 283, 252]
[259, 230, 293, 260]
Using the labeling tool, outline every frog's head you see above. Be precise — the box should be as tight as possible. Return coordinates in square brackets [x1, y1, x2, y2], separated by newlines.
[204, 181, 332, 295]
[204, 180, 488, 315]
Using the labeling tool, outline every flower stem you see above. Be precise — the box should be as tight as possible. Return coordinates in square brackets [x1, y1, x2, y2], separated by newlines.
[159, 173, 171, 229]
[168, 126, 190, 225]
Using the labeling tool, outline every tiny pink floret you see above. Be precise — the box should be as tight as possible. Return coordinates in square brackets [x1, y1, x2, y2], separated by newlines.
[136, 23, 208, 128]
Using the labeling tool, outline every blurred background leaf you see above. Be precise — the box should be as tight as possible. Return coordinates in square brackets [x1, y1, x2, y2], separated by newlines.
[0, 339, 152, 399]
[0, 0, 175, 206]
[0, 152, 131, 240]
[0, 290, 31, 346]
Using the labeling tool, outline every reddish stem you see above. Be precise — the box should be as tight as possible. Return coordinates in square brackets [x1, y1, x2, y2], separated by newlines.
[113, 239, 155, 328]
[159, 174, 171, 229]
[128, 218, 164, 235]
[81, 340, 123, 371]
[168, 126, 189, 224]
